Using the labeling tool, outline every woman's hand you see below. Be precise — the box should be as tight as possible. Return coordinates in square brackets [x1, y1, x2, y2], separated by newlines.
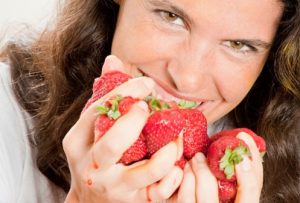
[168, 132, 263, 203]
[234, 132, 264, 203]
[63, 55, 184, 203]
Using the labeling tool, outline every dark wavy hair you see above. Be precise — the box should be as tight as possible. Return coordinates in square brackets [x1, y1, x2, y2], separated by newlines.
[1, 0, 299, 202]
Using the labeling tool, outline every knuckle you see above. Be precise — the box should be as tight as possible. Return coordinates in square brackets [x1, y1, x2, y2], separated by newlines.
[157, 188, 172, 200]
[62, 131, 80, 162]
[62, 133, 73, 155]
[148, 165, 164, 181]
[100, 141, 122, 156]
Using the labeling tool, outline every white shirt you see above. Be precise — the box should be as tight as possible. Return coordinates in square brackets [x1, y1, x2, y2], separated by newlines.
[0, 62, 65, 203]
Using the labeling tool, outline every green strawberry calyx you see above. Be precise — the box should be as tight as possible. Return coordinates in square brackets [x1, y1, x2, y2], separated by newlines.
[144, 96, 170, 111]
[178, 100, 198, 109]
[144, 96, 198, 111]
[220, 144, 250, 179]
[96, 95, 123, 120]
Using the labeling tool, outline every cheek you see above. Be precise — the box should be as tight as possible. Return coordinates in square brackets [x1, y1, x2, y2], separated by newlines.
[216, 59, 264, 104]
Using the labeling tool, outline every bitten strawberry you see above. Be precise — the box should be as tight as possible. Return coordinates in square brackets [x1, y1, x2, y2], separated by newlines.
[207, 128, 266, 202]
[95, 95, 147, 165]
[143, 97, 209, 167]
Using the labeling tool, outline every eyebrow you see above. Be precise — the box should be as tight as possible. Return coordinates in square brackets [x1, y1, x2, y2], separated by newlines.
[147, 0, 192, 25]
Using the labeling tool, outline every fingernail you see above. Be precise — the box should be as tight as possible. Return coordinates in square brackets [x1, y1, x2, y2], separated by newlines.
[195, 153, 206, 162]
[143, 78, 155, 89]
[104, 55, 123, 71]
[137, 101, 149, 112]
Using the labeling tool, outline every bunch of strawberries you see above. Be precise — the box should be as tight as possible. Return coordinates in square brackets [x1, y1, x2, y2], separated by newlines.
[82, 70, 266, 203]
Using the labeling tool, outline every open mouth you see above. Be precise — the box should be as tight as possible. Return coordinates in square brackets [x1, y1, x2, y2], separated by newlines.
[137, 69, 209, 110]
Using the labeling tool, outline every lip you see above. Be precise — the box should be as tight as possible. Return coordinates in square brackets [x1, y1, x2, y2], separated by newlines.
[138, 69, 209, 105]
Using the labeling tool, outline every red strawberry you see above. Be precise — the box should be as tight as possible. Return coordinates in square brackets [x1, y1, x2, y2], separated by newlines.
[143, 109, 184, 156]
[210, 128, 266, 153]
[94, 95, 147, 165]
[142, 98, 209, 167]
[180, 109, 209, 159]
[207, 128, 266, 202]
[83, 70, 210, 167]
[207, 128, 266, 181]
[218, 180, 237, 203]
[82, 70, 131, 112]
[207, 136, 249, 182]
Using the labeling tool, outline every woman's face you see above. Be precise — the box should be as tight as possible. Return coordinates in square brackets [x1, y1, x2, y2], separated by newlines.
[111, 0, 283, 124]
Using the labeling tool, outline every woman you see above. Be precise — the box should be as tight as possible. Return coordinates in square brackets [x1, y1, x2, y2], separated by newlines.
[1, 0, 299, 202]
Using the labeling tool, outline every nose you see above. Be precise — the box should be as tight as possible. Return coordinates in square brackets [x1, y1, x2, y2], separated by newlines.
[167, 40, 216, 95]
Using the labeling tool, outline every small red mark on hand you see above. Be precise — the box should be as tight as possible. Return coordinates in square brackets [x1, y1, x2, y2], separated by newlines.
[86, 179, 93, 186]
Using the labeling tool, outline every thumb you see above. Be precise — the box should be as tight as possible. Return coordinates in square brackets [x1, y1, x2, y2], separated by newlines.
[101, 55, 127, 74]
[234, 156, 262, 203]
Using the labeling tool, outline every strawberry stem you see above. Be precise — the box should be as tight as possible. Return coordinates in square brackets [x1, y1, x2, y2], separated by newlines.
[178, 100, 197, 109]
[97, 106, 109, 114]
[144, 96, 170, 111]
[220, 144, 250, 179]
[96, 95, 123, 120]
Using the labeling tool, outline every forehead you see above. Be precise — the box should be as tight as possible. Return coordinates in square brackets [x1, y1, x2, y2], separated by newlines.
[147, 0, 284, 39]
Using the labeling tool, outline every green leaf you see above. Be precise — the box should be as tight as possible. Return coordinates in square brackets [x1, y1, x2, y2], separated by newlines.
[224, 165, 235, 179]
[96, 106, 109, 114]
[220, 148, 232, 170]
[219, 145, 250, 180]
[178, 100, 197, 109]
[110, 96, 123, 111]
[161, 103, 170, 110]
[107, 109, 121, 120]
[144, 95, 153, 102]
[145, 96, 162, 111]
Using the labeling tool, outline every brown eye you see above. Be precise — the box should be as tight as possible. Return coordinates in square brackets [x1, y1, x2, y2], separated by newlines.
[159, 11, 184, 26]
[222, 40, 255, 55]
[163, 12, 178, 21]
[230, 41, 244, 50]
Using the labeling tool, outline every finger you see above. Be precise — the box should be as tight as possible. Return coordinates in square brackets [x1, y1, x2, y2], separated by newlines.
[64, 77, 155, 162]
[142, 166, 183, 202]
[234, 156, 262, 203]
[63, 120, 92, 163]
[236, 132, 263, 166]
[85, 163, 125, 192]
[90, 76, 155, 110]
[101, 55, 126, 74]
[123, 138, 181, 189]
[92, 101, 149, 169]
[177, 163, 196, 203]
[191, 153, 219, 203]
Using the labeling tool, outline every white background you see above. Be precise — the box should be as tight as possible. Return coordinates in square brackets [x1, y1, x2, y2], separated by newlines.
[0, 0, 58, 47]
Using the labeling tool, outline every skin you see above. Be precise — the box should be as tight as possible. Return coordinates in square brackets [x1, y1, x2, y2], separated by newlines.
[63, 0, 283, 202]
[111, 0, 283, 124]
